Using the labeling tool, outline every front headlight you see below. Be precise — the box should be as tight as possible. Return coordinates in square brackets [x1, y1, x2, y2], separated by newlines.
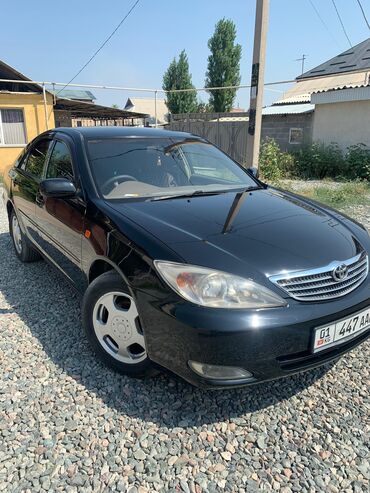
[154, 261, 287, 309]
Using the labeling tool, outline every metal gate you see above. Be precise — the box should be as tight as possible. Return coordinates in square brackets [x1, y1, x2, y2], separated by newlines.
[168, 112, 249, 165]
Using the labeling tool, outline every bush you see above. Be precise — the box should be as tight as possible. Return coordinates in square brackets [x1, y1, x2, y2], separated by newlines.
[344, 144, 370, 181]
[278, 151, 296, 178]
[258, 138, 370, 182]
[259, 138, 284, 182]
[293, 142, 345, 179]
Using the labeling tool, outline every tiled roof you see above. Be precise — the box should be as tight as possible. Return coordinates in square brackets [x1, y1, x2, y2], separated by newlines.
[50, 89, 96, 101]
[0, 59, 43, 93]
[276, 71, 369, 104]
[297, 37, 370, 80]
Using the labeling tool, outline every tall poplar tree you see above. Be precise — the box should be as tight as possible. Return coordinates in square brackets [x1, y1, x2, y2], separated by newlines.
[163, 50, 197, 114]
[205, 19, 242, 112]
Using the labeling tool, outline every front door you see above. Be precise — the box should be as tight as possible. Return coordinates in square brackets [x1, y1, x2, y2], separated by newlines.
[35, 138, 86, 287]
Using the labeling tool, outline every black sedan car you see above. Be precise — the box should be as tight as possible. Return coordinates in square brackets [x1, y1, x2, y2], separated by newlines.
[2, 127, 369, 388]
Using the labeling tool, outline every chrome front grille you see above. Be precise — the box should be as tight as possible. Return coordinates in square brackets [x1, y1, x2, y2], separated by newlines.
[270, 251, 369, 301]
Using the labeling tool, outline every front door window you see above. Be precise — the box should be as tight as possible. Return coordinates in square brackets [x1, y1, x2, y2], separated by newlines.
[46, 141, 74, 180]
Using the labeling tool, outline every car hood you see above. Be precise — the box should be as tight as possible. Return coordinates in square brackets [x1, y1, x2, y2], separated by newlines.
[106, 188, 363, 282]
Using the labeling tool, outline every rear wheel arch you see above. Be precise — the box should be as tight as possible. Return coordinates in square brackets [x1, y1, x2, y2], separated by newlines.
[9, 208, 41, 262]
[6, 200, 14, 221]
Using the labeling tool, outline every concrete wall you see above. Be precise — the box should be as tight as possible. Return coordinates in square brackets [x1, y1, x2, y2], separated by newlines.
[261, 113, 313, 151]
[0, 92, 55, 174]
[312, 100, 370, 150]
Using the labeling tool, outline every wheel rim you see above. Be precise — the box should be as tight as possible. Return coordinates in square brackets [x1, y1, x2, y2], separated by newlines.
[92, 291, 147, 364]
[12, 214, 22, 254]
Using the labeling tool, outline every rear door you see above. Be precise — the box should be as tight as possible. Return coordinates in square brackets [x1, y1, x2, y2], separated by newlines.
[35, 137, 86, 286]
[11, 138, 52, 244]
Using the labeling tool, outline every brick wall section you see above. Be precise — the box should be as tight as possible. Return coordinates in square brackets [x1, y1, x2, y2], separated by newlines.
[261, 113, 313, 151]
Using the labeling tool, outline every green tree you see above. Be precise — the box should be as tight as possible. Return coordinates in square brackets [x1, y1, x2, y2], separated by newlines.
[163, 50, 197, 114]
[111, 103, 119, 109]
[205, 19, 242, 112]
[196, 101, 212, 113]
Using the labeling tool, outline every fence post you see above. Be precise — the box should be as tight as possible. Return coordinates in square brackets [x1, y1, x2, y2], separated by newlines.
[217, 114, 220, 147]
[42, 83, 49, 131]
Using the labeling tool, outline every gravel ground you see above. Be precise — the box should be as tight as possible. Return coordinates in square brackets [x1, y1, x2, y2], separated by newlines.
[279, 180, 347, 192]
[282, 179, 370, 232]
[0, 198, 369, 493]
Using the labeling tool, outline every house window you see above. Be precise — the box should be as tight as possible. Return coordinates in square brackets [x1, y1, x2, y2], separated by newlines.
[0, 109, 27, 145]
[289, 128, 303, 145]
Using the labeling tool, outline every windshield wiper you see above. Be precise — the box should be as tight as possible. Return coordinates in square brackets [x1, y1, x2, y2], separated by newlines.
[150, 185, 266, 201]
[241, 185, 266, 192]
[150, 189, 228, 201]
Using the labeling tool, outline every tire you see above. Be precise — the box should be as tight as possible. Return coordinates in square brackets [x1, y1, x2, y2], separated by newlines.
[9, 209, 42, 263]
[82, 270, 156, 378]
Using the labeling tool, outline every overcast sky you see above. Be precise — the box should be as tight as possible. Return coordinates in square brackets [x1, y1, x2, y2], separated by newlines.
[2, 0, 370, 108]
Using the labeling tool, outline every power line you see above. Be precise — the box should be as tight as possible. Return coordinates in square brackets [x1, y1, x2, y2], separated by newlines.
[56, 0, 140, 95]
[307, 0, 341, 48]
[355, 0, 370, 30]
[0, 76, 298, 93]
[331, 0, 352, 47]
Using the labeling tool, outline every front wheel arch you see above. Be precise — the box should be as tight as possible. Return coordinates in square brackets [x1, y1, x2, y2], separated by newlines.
[82, 269, 157, 377]
[88, 258, 115, 284]
[88, 257, 133, 295]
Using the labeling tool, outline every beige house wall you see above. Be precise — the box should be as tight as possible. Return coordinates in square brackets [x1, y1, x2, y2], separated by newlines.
[0, 92, 55, 174]
[312, 100, 370, 150]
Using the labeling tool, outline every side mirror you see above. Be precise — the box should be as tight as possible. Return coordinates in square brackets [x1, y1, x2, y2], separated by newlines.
[39, 178, 76, 198]
[247, 166, 259, 178]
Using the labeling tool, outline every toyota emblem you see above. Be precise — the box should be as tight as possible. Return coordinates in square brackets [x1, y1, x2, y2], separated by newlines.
[332, 264, 348, 282]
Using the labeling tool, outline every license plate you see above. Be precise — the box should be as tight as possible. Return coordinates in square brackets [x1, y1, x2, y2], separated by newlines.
[313, 307, 370, 352]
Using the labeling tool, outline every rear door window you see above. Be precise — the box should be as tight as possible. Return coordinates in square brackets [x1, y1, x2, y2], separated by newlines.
[16, 146, 30, 169]
[24, 139, 51, 178]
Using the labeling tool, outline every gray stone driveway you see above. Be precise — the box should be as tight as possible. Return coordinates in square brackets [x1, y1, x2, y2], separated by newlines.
[0, 203, 369, 493]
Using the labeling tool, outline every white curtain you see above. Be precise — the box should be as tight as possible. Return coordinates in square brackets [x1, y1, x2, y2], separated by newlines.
[2, 109, 26, 145]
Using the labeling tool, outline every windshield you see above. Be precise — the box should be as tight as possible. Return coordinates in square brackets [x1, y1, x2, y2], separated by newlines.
[87, 137, 258, 200]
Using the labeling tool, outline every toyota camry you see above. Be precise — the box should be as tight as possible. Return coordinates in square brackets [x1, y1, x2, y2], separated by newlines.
[2, 127, 369, 388]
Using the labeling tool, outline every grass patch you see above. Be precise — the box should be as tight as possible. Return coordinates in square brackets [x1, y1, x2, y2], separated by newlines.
[281, 181, 370, 209]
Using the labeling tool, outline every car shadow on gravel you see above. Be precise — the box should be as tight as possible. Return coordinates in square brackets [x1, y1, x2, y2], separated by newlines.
[0, 231, 336, 428]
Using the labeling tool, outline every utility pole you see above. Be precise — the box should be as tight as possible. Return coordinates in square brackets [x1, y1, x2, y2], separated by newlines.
[246, 0, 269, 170]
[296, 54, 307, 75]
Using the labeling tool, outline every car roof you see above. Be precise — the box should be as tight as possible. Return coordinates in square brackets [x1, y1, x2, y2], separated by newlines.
[51, 126, 198, 140]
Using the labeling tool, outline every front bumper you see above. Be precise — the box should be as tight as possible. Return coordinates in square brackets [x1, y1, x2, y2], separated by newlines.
[135, 281, 370, 389]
